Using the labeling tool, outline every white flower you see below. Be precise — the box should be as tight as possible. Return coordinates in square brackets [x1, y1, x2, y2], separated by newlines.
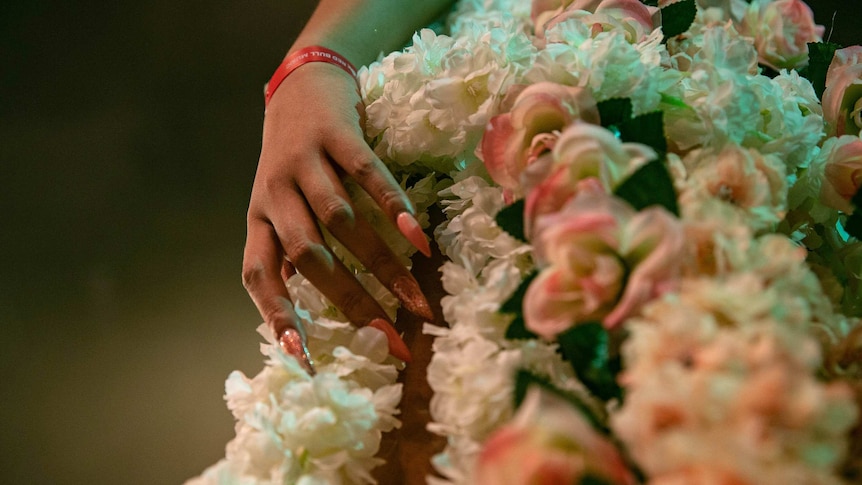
[526, 25, 665, 114]
[361, 24, 535, 172]
[436, 176, 532, 272]
[188, 332, 402, 485]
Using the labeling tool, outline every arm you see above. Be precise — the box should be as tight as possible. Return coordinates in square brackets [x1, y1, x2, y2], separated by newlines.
[243, 0, 456, 370]
[292, 0, 456, 66]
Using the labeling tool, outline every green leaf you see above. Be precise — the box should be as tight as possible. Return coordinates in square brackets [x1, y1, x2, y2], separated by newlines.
[500, 271, 538, 315]
[579, 475, 614, 485]
[501, 271, 540, 339]
[614, 158, 680, 216]
[846, 187, 862, 240]
[618, 110, 667, 155]
[557, 322, 623, 402]
[506, 316, 540, 340]
[512, 369, 609, 433]
[597, 98, 633, 129]
[659, 92, 693, 110]
[799, 42, 842, 99]
[661, 0, 697, 42]
[495, 198, 527, 242]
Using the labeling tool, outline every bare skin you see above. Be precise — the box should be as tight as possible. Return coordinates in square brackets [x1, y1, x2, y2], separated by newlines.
[242, 0, 456, 365]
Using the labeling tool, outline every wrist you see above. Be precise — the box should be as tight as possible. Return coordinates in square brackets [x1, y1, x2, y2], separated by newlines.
[264, 45, 358, 107]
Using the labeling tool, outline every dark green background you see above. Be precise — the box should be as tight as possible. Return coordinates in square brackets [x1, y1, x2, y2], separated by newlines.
[1, 1, 858, 483]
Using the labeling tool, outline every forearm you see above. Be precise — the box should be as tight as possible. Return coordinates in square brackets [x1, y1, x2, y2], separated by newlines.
[290, 0, 457, 67]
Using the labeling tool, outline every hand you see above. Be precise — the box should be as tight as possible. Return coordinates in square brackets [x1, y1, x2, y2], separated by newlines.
[242, 62, 433, 368]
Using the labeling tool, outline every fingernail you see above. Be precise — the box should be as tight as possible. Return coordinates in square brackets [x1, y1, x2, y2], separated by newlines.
[368, 318, 412, 363]
[392, 275, 434, 321]
[278, 327, 316, 375]
[397, 212, 432, 257]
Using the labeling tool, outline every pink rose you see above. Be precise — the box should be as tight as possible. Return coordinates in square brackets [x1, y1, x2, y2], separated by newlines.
[524, 185, 683, 337]
[480, 82, 599, 195]
[649, 467, 753, 485]
[818, 135, 862, 214]
[535, 0, 654, 41]
[475, 386, 636, 485]
[822, 46, 862, 137]
[532, 0, 584, 30]
[738, 0, 824, 71]
[523, 122, 657, 241]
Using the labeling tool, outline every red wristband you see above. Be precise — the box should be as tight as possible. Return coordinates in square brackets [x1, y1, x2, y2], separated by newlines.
[264, 46, 358, 107]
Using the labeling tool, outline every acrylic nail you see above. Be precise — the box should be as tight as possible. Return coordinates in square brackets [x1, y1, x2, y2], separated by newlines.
[368, 318, 412, 363]
[392, 274, 434, 321]
[396, 212, 432, 257]
[278, 327, 316, 375]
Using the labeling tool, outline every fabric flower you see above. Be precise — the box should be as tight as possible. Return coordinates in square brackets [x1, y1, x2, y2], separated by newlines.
[480, 82, 600, 195]
[816, 135, 862, 214]
[474, 386, 636, 485]
[614, 292, 858, 485]
[188, 327, 402, 485]
[822, 46, 862, 137]
[677, 144, 788, 232]
[538, 0, 655, 44]
[361, 23, 535, 171]
[738, 0, 824, 71]
[524, 184, 683, 338]
[523, 123, 656, 237]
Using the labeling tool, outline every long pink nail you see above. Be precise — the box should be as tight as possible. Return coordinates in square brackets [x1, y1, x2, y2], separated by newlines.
[368, 318, 412, 363]
[278, 328, 316, 375]
[392, 275, 434, 321]
[397, 212, 432, 257]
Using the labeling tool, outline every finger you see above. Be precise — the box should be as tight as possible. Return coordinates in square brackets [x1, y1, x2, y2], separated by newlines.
[281, 257, 296, 284]
[324, 133, 431, 257]
[242, 219, 297, 335]
[242, 219, 315, 374]
[298, 161, 434, 321]
[268, 188, 391, 325]
[268, 190, 413, 361]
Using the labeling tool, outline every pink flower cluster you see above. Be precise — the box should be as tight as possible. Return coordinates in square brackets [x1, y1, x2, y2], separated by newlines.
[479, 78, 680, 340]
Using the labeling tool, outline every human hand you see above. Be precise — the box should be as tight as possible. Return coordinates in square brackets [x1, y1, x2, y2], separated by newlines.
[242, 62, 433, 371]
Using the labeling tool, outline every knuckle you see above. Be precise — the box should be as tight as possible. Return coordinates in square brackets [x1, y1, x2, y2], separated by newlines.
[261, 171, 293, 197]
[377, 189, 405, 212]
[364, 247, 394, 273]
[345, 152, 377, 181]
[287, 240, 328, 269]
[261, 303, 292, 328]
[336, 287, 369, 317]
[241, 259, 266, 292]
[318, 197, 354, 228]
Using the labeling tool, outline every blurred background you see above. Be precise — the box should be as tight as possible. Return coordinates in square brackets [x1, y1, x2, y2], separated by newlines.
[1, 1, 858, 483]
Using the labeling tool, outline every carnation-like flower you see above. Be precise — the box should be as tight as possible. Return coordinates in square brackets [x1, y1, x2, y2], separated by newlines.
[677, 144, 788, 231]
[361, 24, 535, 171]
[665, 6, 757, 74]
[738, 0, 824, 71]
[436, 177, 532, 273]
[823, 46, 862, 138]
[188, 326, 403, 485]
[474, 386, 636, 485]
[525, 184, 684, 337]
[614, 290, 858, 485]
